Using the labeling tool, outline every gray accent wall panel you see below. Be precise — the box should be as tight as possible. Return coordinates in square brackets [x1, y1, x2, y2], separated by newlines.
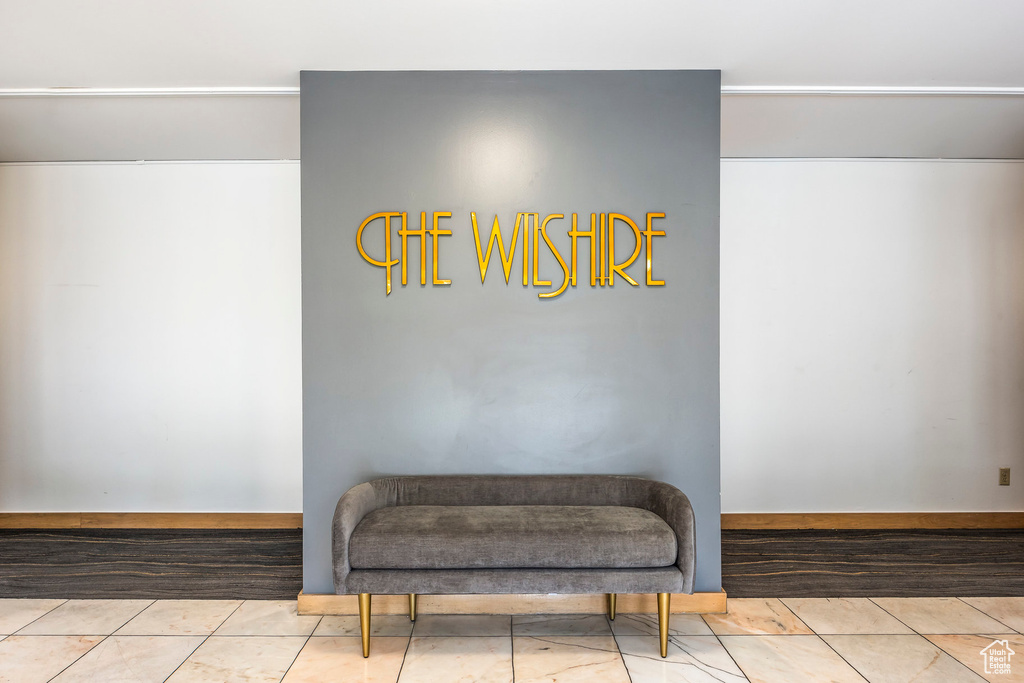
[301, 71, 721, 593]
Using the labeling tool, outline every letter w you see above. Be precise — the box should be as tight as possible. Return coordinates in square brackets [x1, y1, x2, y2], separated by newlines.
[471, 212, 521, 284]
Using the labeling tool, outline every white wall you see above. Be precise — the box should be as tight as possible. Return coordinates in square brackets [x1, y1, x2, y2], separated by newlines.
[722, 160, 1024, 512]
[0, 162, 301, 512]
[2, 159, 1022, 513]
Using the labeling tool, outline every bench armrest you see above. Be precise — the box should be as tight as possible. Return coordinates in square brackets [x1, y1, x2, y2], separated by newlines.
[639, 481, 696, 593]
[332, 482, 388, 593]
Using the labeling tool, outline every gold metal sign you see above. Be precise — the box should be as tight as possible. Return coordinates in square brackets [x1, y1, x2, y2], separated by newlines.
[356, 211, 666, 299]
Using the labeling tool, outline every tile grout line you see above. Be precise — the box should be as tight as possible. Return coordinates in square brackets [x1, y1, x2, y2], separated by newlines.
[954, 596, 1019, 633]
[712, 635, 752, 682]
[160, 598, 245, 682]
[510, 615, 515, 683]
[869, 596, 1017, 636]
[45, 599, 155, 683]
[206, 598, 247, 636]
[936, 598, 1020, 681]
[46, 634, 110, 682]
[863, 597, 994, 681]
[866, 597, 919, 634]
[703, 610, 755, 682]
[918, 632, 994, 681]
[709, 599, 871, 682]
[277, 619, 321, 682]
[772, 597, 816, 636]
[160, 634, 213, 682]
[269, 601, 324, 682]
[394, 618, 416, 683]
[946, 645, 995, 681]
[772, 597, 869, 680]
[8, 598, 69, 636]
[812, 631, 871, 682]
[606, 615, 635, 683]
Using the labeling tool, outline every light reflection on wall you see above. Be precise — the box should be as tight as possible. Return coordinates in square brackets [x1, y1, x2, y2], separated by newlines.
[452, 120, 545, 201]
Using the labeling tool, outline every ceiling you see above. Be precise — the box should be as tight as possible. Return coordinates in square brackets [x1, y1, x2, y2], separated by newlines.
[3, 0, 1024, 161]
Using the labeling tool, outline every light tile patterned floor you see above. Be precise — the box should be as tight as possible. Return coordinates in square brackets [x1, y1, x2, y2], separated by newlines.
[1, 596, 1022, 682]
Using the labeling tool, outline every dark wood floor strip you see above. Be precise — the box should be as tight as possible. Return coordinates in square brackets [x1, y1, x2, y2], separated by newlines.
[0, 529, 302, 599]
[721, 529, 1024, 597]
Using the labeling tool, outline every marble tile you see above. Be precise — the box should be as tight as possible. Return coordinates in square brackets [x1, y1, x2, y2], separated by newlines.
[824, 634, 985, 682]
[512, 614, 612, 636]
[609, 612, 714, 636]
[926, 634, 1024, 682]
[872, 598, 1013, 635]
[214, 600, 320, 636]
[398, 636, 512, 683]
[0, 599, 65, 635]
[17, 599, 152, 635]
[116, 600, 242, 635]
[702, 598, 813, 635]
[0, 635, 102, 683]
[411, 614, 511, 636]
[780, 598, 914, 635]
[50, 635, 204, 683]
[283, 636, 407, 682]
[513, 635, 630, 683]
[960, 598, 1024, 633]
[313, 614, 414, 637]
[165, 635, 307, 683]
[719, 635, 864, 683]
[617, 634, 748, 682]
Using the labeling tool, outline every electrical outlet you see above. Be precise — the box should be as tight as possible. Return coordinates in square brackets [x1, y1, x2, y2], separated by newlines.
[999, 468, 1011, 486]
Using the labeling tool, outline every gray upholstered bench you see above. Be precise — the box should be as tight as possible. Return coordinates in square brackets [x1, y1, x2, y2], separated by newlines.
[333, 474, 695, 657]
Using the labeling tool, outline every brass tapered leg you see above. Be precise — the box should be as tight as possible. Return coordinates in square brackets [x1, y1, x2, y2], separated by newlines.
[409, 593, 417, 621]
[358, 593, 371, 657]
[657, 593, 670, 657]
[607, 593, 617, 620]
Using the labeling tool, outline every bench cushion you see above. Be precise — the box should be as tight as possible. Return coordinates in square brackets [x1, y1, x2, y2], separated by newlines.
[348, 505, 677, 570]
